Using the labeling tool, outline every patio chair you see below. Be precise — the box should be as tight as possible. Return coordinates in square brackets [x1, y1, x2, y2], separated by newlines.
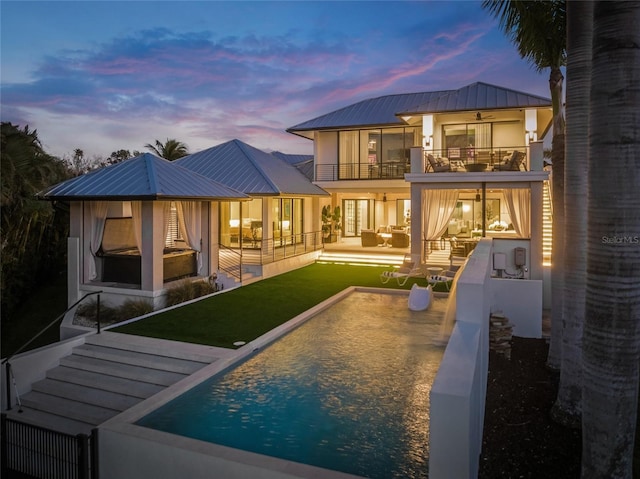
[380, 254, 423, 286]
[427, 269, 457, 291]
[493, 151, 526, 171]
[426, 154, 452, 173]
[361, 229, 382, 247]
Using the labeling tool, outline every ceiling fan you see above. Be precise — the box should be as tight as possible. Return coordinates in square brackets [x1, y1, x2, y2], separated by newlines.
[469, 111, 495, 122]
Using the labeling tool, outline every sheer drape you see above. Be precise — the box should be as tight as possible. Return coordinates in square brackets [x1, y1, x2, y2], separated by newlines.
[503, 189, 531, 237]
[89, 201, 109, 280]
[177, 201, 202, 272]
[422, 189, 460, 240]
[130, 201, 142, 253]
[475, 123, 491, 149]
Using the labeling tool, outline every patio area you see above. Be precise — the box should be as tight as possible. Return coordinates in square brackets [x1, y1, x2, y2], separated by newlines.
[320, 236, 451, 268]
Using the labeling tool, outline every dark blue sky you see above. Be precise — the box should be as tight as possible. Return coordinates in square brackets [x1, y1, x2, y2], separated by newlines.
[1, 1, 550, 158]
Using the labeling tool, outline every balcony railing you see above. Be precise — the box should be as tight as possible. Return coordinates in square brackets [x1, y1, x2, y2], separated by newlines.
[314, 146, 530, 181]
[423, 146, 529, 173]
[316, 161, 410, 181]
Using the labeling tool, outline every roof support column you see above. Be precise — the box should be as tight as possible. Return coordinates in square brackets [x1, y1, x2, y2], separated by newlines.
[141, 201, 164, 292]
[410, 181, 423, 262]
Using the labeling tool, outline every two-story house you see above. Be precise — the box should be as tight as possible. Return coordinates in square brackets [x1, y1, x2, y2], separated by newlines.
[287, 82, 553, 282]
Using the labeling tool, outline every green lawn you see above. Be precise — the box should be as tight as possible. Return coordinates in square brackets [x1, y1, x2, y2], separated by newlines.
[112, 263, 447, 348]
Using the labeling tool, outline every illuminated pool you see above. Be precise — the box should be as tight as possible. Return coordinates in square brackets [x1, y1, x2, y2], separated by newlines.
[137, 291, 446, 479]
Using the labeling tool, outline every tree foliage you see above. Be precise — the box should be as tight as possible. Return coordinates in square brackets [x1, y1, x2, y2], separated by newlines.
[145, 138, 189, 161]
[0, 122, 73, 318]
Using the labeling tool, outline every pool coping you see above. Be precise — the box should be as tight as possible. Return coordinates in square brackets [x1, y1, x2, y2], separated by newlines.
[98, 286, 446, 479]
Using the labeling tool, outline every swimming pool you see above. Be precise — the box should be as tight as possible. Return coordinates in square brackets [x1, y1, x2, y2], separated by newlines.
[137, 291, 447, 479]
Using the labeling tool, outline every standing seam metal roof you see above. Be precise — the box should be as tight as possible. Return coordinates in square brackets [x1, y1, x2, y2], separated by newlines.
[176, 139, 327, 196]
[38, 153, 249, 201]
[287, 82, 551, 134]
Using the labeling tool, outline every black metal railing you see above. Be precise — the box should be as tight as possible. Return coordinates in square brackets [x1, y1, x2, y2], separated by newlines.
[218, 243, 242, 282]
[316, 161, 410, 181]
[218, 231, 323, 281]
[2, 291, 102, 412]
[1, 413, 98, 479]
[242, 231, 324, 265]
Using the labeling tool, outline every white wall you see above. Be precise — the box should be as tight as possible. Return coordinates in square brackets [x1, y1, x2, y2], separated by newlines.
[430, 239, 492, 479]
[490, 278, 542, 338]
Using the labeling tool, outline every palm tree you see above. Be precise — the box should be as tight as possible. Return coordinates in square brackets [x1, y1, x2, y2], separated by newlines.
[551, 0, 591, 428]
[144, 138, 189, 161]
[582, 2, 640, 476]
[482, 0, 566, 369]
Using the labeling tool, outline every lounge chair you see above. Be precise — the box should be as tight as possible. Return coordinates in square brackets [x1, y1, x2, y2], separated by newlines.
[361, 229, 382, 247]
[380, 254, 423, 286]
[493, 151, 526, 171]
[426, 154, 452, 173]
[427, 269, 457, 291]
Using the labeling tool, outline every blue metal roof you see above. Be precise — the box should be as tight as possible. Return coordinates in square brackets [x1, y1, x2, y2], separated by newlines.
[287, 91, 448, 135]
[176, 140, 328, 196]
[287, 82, 551, 137]
[271, 151, 313, 166]
[39, 153, 249, 201]
[397, 82, 552, 115]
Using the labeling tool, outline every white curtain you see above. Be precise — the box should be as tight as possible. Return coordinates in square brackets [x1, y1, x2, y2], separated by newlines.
[503, 188, 531, 237]
[89, 201, 109, 280]
[177, 201, 202, 272]
[130, 201, 142, 253]
[422, 189, 460, 240]
[475, 123, 491, 149]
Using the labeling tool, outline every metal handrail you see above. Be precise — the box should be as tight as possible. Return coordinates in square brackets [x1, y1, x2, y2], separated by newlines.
[3, 290, 102, 411]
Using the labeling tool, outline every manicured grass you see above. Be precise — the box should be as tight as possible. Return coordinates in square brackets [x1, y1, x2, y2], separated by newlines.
[112, 263, 448, 349]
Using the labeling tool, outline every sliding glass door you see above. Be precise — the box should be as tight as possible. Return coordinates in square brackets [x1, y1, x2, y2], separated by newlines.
[343, 199, 374, 237]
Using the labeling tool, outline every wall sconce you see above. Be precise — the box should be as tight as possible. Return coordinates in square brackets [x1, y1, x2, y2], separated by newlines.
[475, 190, 481, 202]
[383, 193, 387, 203]
[527, 131, 535, 142]
[424, 135, 433, 147]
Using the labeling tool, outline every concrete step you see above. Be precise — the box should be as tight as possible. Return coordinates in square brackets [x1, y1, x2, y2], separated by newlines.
[84, 332, 231, 363]
[46, 366, 164, 399]
[31, 378, 141, 411]
[21, 391, 118, 426]
[59, 355, 187, 387]
[72, 344, 207, 375]
[4, 407, 95, 436]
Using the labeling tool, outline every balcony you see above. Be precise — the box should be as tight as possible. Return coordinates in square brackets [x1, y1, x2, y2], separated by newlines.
[314, 146, 537, 182]
[422, 147, 529, 173]
[316, 160, 410, 181]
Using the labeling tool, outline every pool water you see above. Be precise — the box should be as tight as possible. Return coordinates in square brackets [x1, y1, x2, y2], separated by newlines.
[137, 292, 447, 479]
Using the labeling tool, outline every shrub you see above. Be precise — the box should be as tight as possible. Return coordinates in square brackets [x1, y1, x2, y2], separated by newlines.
[119, 299, 154, 320]
[165, 279, 216, 307]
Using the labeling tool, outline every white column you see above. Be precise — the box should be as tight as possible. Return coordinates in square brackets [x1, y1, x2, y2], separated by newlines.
[410, 183, 423, 260]
[141, 201, 164, 292]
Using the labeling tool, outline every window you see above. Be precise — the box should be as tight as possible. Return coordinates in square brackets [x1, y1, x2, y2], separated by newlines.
[165, 202, 183, 247]
[338, 127, 420, 179]
[273, 198, 303, 245]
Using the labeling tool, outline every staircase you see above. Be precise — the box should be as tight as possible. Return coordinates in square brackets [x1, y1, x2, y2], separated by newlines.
[5, 332, 230, 436]
[542, 179, 553, 265]
[316, 251, 405, 267]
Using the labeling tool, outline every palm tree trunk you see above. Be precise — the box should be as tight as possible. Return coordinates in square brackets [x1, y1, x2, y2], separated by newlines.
[547, 63, 566, 370]
[582, 2, 640, 477]
[552, 0, 592, 427]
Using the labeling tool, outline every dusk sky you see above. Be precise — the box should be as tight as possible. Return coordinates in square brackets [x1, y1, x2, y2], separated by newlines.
[1, 1, 551, 160]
